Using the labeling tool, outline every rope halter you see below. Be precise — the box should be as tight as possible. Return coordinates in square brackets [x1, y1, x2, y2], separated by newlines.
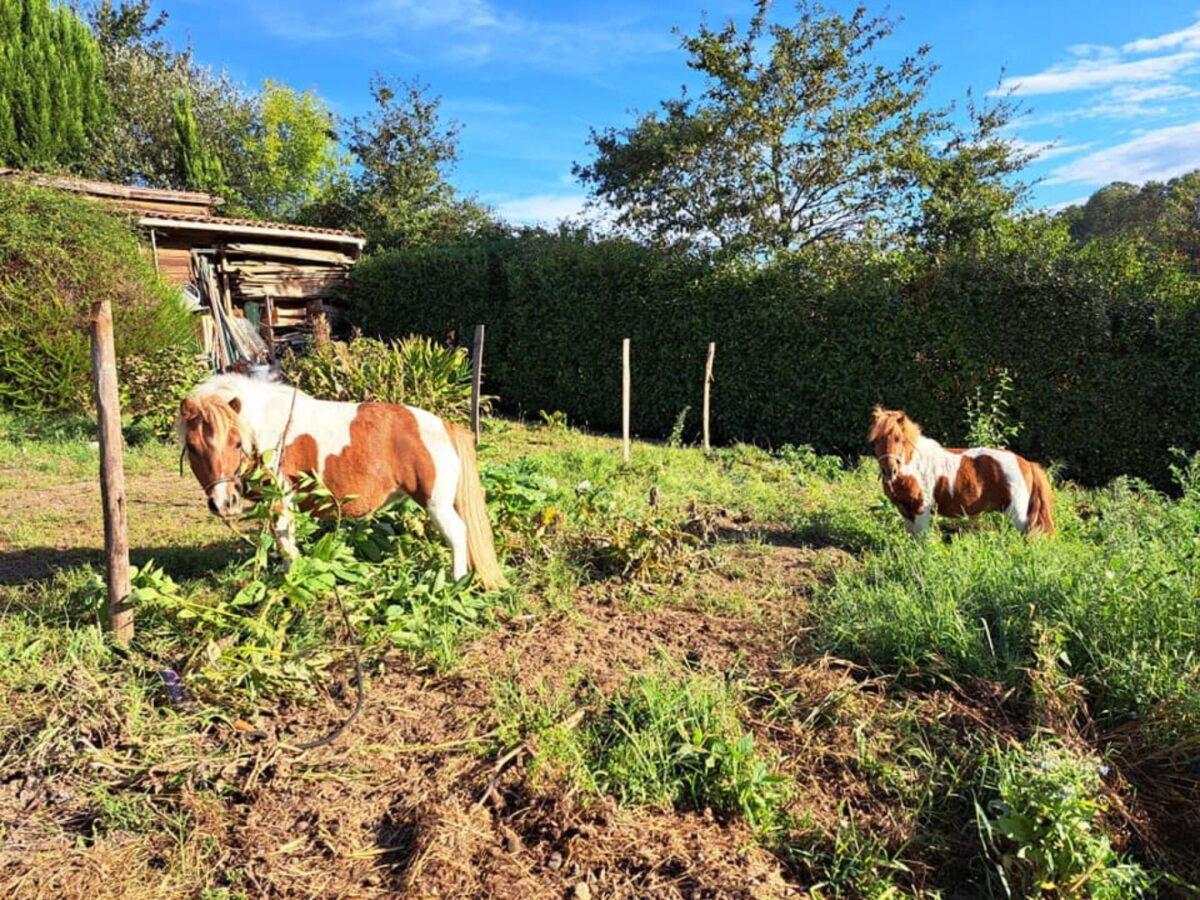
[875, 452, 907, 482]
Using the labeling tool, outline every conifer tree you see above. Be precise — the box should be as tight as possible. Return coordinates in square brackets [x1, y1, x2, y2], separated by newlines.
[172, 88, 225, 193]
[0, 0, 107, 170]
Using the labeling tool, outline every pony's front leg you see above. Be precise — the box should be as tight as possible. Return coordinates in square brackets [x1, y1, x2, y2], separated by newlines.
[271, 492, 300, 568]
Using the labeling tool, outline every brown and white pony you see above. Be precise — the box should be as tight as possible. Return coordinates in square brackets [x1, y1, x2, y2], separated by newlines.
[176, 374, 508, 589]
[868, 406, 1055, 537]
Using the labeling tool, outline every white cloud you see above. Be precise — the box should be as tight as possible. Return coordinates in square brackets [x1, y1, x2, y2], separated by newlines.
[255, 0, 674, 75]
[995, 51, 1199, 96]
[493, 193, 587, 225]
[1109, 83, 1199, 102]
[1006, 138, 1093, 161]
[1122, 18, 1200, 54]
[1046, 121, 1200, 186]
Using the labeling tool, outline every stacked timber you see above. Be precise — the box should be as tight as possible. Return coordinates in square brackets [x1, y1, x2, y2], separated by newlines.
[223, 242, 354, 331]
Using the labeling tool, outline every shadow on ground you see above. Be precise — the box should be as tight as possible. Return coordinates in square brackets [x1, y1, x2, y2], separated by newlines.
[0, 541, 244, 585]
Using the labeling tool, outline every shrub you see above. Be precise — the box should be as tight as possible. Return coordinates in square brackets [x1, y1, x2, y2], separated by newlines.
[977, 739, 1153, 897]
[517, 668, 789, 834]
[0, 179, 197, 415]
[813, 476, 1200, 742]
[280, 333, 479, 420]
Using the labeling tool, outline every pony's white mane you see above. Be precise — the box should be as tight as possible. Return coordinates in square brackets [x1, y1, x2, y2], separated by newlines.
[178, 374, 316, 453]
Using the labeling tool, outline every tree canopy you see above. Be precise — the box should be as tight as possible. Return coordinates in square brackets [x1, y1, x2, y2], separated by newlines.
[301, 75, 493, 249]
[238, 81, 346, 222]
[1058, 171, 1200, 268]
[575, 0, 944, 257]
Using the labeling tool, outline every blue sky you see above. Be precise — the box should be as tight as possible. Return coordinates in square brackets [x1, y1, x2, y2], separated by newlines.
[160, 0, 1200, 224]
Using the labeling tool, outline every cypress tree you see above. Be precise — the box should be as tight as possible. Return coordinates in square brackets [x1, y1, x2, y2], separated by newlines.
[0, 0, 107, 170]
[172, 87, 225, 193]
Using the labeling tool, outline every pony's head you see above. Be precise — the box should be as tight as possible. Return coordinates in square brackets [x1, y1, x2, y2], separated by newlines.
[868, 405, 921, 482]
[176, 392, 252, 519]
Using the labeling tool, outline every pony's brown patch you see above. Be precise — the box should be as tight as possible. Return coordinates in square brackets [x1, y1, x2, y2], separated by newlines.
[282, 403, 437, 515]
[933, 454, 1012, 517]
[882, 473, 925, 520]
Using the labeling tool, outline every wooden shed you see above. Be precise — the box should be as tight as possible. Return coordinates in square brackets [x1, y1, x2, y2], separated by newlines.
[1, 169, 366, 362]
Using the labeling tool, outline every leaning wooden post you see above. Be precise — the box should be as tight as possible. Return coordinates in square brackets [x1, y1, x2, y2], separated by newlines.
[91, 298, 133, 645]
[622, 338, 631, 463]
[703, 342, 715, 455]
[471, 324, 485, 446]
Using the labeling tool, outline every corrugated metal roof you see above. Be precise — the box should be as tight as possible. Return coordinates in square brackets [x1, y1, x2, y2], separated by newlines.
[138, 212, 367, 248]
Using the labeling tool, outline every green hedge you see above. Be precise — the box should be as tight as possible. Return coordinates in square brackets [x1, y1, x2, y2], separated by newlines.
[350, 221, 1200, 487]
[0, 179, 198, 415]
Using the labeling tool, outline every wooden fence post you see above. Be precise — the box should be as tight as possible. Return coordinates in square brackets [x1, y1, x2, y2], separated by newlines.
[471, 324, 485, 446]
[91, 298, 133, 645]
[622, 338, 631, 463]
[703, 342, 715, 455]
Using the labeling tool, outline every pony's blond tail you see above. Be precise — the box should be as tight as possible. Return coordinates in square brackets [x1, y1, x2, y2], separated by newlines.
[1026, 463, 1056, 537]
[451, 425, 509, 590]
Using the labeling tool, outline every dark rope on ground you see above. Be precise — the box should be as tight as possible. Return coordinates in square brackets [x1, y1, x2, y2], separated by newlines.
[288, 582, 365, 751]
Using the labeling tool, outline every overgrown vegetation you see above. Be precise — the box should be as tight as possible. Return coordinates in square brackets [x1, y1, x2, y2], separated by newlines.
[2, 417, 1198, 895]
[280, 334, 478, 419]
[0, 179, 197, 415]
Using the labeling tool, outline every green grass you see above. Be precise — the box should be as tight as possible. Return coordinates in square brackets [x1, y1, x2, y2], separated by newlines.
[815, 475, 1200, 743]
[2, 412, 1198, 895]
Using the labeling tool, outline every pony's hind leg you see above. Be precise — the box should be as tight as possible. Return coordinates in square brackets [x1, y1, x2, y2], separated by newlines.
[426, 496, 469, 581]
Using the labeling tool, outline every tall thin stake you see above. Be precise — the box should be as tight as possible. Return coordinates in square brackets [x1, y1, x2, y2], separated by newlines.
[471, 324, 485, 446]
[703, 342, 715, 454]
[622, 338, 631, 463]
[91, 298, 133, 645]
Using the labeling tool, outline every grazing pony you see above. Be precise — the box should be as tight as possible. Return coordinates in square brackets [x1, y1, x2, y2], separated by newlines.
[176, 374, 508, 589]
[868, 406, 1054, 536]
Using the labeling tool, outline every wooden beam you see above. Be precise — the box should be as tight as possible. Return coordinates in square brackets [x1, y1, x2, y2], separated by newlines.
[703, 342, 715, 455]
[471, 325, 485, 446]
[91, 298, 133, 645]
[622, 338, 631, 464]
[224, 242, 356, 265]
[1, 168, 217, 206]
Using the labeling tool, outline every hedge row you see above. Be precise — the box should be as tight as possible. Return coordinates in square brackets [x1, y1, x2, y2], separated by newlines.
[350, 222, 1200, 487]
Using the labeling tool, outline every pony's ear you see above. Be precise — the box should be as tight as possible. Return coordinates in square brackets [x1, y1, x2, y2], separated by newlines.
[871, 404, 885, 421]
[228, 396, 242, 414]
[180, 397, 202, 422]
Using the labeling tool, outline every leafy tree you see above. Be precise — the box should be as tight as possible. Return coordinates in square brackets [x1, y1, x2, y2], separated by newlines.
[0, 0, 108, 171]
[239, 80, 347, 221]
[303, 74, 493, 248]
[573, 0, 940, 257]
[83, 1, 255, 205]
[173, 88, 225, 193]
[907, 87, 1035, 249]
[85, 0, 167, 52]
[1060, 171, 1200, 269]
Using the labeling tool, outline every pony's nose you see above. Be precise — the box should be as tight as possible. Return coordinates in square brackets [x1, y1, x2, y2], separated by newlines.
[207, 496, 219, 515]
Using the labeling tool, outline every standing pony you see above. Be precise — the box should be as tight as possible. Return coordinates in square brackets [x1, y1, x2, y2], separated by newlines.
[868, 406, 1054, 536]
[176, 374, 508, 589]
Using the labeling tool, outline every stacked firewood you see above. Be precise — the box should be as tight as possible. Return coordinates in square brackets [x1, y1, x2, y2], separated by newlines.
[223, 242, 353, 328]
